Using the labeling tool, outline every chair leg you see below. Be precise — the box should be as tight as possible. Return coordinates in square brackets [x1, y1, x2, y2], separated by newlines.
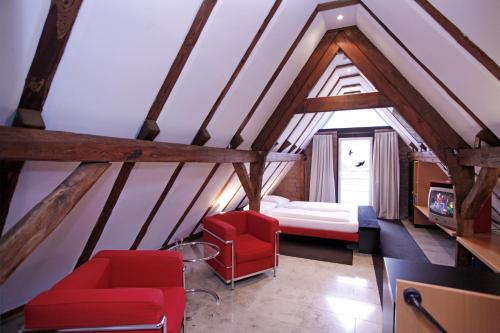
[230, 241, 235, 290]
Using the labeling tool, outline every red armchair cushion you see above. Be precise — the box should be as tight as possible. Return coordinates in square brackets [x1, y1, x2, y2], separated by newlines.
[25, 288, 164, 330]
[219, 211, 248, 235]
[53, 258, 111, 290]
[235, 234, 273, 263]
[95, 250, 183, 287]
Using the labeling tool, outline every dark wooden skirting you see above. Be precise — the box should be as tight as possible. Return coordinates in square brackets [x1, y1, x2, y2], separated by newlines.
[198, 0, 282, 132]
[0, 304, 24, 322]
[130, 163, 185, 250]
[359, 2, 493, 135]
[146, 0, 217, 120]
[414, 0, 499, 81]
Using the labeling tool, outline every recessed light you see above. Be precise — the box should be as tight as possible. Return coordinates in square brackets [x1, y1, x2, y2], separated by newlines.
[347, 68, 352, 73]
[337, 14, 344, 21]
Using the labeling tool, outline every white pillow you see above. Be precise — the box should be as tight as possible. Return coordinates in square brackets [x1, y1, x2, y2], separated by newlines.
[262, 195, 290, 206]
[243, 201, 278, 212]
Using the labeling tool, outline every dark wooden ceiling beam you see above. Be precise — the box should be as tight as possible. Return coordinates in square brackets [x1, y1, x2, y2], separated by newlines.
[457, 147, 500, 168]
[0, 162, 110, 284]
[300, 92, 392, 113]
[317, 0, 360, 12]
[408, 151, 441, 164]
[252, 31, 340, 151]
[0, 127, 259, 163]
[266, 152, 304, 162]
[414, 0, 500, 81]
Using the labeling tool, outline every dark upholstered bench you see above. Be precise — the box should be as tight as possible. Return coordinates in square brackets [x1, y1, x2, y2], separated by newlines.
[358, 206, 381, 254]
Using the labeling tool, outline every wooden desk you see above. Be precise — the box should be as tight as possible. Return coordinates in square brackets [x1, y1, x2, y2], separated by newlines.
[435, 223, 456, 237]
[413, 205, 432, 226]
[457, 232, 500, 273]
[414, 205, 429, 217]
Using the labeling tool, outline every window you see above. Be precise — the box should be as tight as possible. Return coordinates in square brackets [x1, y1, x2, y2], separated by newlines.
[338, 137, 372, 205]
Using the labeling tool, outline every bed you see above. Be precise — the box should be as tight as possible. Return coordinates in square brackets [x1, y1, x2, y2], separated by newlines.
[257, 195, 360, 242]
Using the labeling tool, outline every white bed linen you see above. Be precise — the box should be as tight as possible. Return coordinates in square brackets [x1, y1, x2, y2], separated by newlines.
[281, 201, 355, 213]
[266, 206, 359, 233]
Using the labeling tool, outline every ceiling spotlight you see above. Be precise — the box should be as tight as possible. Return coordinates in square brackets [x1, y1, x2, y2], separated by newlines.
[337, 14, 344, 21]
[347, 68, 352, 73]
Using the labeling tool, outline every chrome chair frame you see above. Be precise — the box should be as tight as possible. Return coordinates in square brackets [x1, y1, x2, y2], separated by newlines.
[203, 227, 281, 290]
[22, 315, 167, 333]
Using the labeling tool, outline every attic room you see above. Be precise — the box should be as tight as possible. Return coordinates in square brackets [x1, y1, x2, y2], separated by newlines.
[1, 0, 499, 332]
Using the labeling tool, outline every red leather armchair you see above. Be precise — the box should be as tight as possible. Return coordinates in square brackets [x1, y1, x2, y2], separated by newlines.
[203, 210, 280, 289]
[24, 250, 185, 333]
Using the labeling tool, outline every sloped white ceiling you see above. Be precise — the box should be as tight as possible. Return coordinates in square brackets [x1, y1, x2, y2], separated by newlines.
[0, 0, 498, 313]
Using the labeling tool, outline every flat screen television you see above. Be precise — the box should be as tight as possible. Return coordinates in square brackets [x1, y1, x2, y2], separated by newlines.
[428, 186, 456, 229]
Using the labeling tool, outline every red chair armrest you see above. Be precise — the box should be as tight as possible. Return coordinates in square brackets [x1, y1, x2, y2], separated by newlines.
[25, 289, 164, 330]
[247, 210, 279, 243]
[203, 216, 237, 266]
[94, 250, 183, 288]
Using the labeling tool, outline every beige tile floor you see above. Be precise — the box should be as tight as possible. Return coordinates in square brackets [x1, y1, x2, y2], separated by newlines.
[184, 253, 382, 333]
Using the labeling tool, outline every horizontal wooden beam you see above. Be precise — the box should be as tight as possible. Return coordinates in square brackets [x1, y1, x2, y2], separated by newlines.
[0, 126, 258, 163]
[457, 147, 500, 168]
[408, 151, 441, 164]
[299, 92, 392, 113]
[266, 152, 305, 162]
[0, 162, 110, 284]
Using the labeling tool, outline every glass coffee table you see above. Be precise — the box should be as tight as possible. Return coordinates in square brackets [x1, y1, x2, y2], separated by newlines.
[168, 241, 221, 304]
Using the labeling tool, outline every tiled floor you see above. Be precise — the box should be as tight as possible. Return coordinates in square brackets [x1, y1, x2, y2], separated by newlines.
[184, 253, 382, 333]
[401, 219, 455, 266]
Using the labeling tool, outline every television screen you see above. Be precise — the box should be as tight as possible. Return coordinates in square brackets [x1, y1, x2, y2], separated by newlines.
[429, 190, 455, 218]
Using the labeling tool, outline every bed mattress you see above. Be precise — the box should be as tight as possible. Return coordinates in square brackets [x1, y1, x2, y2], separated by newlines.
[266, 206, 359, 233]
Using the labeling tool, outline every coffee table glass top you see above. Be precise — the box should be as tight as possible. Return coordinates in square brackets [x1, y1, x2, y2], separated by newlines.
[168, 241, 220, 262]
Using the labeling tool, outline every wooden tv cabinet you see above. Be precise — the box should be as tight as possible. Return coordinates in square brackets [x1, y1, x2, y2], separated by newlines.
[412, 161, 448, 226]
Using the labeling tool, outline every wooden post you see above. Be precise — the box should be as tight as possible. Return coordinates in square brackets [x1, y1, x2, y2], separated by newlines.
[0, 162, 110, 284]
[249, 156, 266, 212]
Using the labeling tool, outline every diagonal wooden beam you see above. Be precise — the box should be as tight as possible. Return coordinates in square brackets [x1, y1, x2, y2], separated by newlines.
[1, 0, 83, 238]
[300, 92, 391, 113]
[139, 1, 282, 249]
[146, 0, 217, 121]
[252, 31, 340, 151]
[75, 0, 217, 266]
[232, 163, 255, 203]
[0, 162, 110, 284]
[414, 0, 500, 81]
[334, 28, 470, 164]
[460, 167, 499, 236]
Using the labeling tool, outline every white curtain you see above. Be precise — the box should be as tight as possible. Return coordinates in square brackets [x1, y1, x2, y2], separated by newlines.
[309, 135, 336, 202]
[371, 131, 400, 219]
